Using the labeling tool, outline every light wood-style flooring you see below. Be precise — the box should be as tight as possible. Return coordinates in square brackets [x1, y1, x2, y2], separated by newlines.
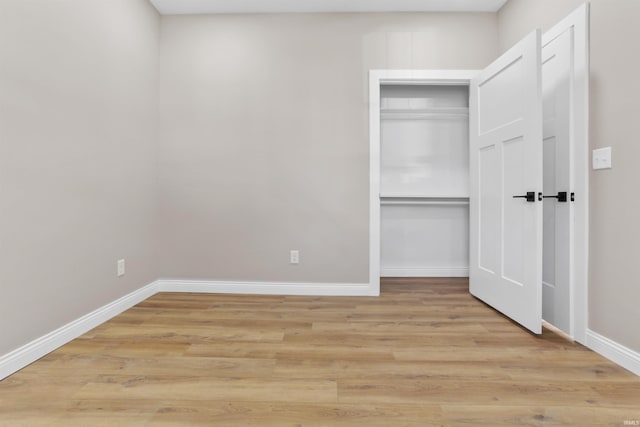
[1, 278, 639, 426]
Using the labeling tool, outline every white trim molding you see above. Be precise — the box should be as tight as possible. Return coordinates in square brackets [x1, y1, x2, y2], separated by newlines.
[156, 279, 374, 296]
[150, 0, 508, 15]
[0, 282, 158, 381]
[587, 329, 640, 376]
[381, 267, 469, 278]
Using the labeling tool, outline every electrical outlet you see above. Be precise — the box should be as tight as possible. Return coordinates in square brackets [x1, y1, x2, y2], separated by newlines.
[117, 259, 125, 277]
[290, 250, 300, 265]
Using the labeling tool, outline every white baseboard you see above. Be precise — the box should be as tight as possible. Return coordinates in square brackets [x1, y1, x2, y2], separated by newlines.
[4, 280, 638, 382]
[381, 267, 469, 277]
[0, 279, 373, 380]
[156, 279, 374, 296]
[0, 282, 158, 381]
[586, 329, 640, 376]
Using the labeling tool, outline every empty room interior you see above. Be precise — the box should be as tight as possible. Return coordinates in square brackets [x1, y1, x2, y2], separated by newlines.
[1, 0, 640, 425]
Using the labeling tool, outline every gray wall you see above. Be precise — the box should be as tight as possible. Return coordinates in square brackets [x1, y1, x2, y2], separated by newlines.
[0, 0, 160, 355]
[499, 0, 640, 353]
[157, 13, 498, 283]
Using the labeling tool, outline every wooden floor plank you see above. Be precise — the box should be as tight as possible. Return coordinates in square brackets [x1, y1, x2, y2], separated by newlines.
[441, 404, 636, 427]
[73, 377, 338, 404]
[144, 401, 445, 427]
[1, 278, 639, 426]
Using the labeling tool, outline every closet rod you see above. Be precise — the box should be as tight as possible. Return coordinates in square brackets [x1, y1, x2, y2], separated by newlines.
[381, 113, 469, 121]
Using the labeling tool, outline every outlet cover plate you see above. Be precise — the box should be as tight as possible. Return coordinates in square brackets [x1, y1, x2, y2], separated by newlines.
[117, 259, 125, 277]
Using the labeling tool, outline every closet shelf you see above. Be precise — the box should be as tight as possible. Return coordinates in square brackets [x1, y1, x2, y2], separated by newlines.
[381, 107, 469, 121]
[380, 195, 469, 206]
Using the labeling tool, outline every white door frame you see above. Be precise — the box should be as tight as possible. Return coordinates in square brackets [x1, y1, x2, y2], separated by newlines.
[368, 70, 479, 297]
[368, 62, 589, 343]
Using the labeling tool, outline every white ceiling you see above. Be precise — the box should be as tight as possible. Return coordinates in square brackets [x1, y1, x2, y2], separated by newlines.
[150, 0, 508, 15]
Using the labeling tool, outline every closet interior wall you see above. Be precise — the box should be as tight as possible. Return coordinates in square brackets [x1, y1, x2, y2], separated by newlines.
[380, 85, 470, 278]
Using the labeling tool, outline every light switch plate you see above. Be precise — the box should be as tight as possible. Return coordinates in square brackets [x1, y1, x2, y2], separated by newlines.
[117, 259, 125, 277]
[592, 147, 612, 170]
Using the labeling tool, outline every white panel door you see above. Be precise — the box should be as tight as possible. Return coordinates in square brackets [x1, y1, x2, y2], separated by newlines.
[542, 29, 572, 333]
[539, 3, 590, 342]
[469, 30, 543, 334]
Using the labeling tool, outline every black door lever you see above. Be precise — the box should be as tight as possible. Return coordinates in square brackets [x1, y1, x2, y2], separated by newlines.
[543, 191, 568, 202]
[513, 191, 536, 202]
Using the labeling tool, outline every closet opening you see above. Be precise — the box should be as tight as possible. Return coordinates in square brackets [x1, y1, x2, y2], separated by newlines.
[368, 70, 478, 297]
[379, 84, 470, 279]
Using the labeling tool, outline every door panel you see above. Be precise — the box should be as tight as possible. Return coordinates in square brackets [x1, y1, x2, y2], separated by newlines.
[478, 145, 500, 273]
[477, 57, 524, 134]
[503, 136, 528, 284]
[470, 30, 543, 334]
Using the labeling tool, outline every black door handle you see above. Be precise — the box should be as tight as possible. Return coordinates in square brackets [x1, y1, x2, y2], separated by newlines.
[513, 191, 536, 202]
[543, 191, 568, 202]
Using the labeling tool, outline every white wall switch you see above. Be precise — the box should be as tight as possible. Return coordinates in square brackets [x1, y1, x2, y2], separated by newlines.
[290, 250, 300, 265]
[117, 259, 125, 277]
[592, 147, 612, 170]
